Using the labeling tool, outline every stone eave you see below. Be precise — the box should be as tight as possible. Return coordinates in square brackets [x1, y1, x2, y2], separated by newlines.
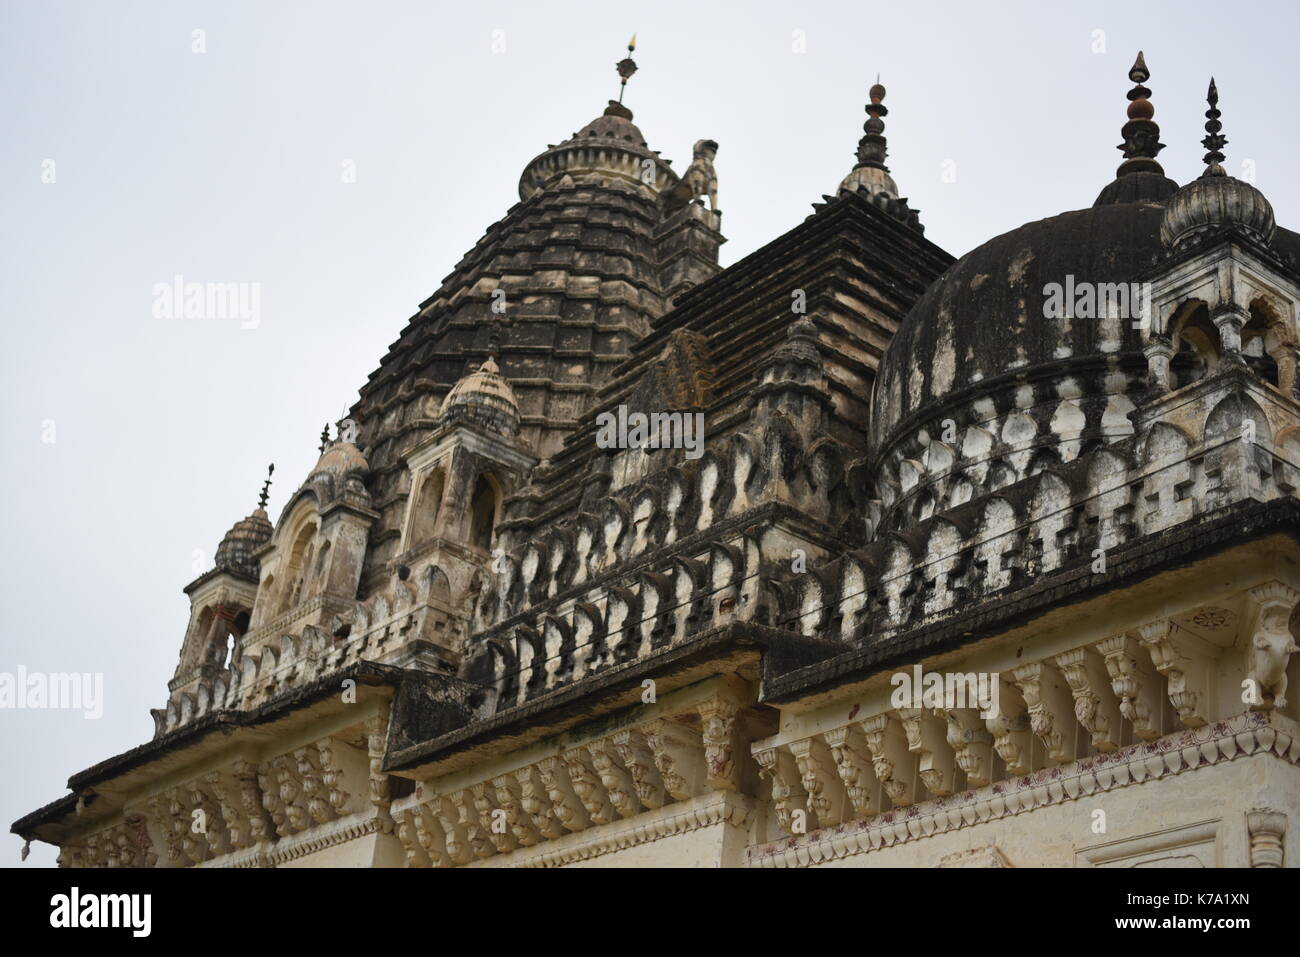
[383, 622, 841, 779]
[760, 496, 1300, 707]
[10, 661, 431, 843]
[1139, 227, 1300, 287]
[182, 564, 258, 597]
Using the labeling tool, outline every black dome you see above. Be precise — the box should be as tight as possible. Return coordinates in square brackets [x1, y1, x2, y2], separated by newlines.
[872, 197, 1300, 455]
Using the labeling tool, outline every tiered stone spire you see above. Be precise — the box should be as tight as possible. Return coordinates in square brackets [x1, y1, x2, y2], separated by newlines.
[833, 78, 923, 231]
[839, 80, 898, 199]
[1115, 51, 1166, 177]
[1093, 51, 1178, 206]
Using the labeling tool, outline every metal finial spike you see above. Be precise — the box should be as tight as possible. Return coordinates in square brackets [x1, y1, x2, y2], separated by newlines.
[616, 33, 639, 103]
[1129, 51, 1149, 83]
[258, 463, 274, 510]
[1201, 76, 1227, 176]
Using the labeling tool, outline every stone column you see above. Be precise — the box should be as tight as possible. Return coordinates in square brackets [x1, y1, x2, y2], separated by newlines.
[1246, 808, 1286, 867]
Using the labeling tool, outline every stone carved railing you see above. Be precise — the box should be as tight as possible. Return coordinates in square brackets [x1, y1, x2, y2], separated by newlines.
[154, 566, 455, 738]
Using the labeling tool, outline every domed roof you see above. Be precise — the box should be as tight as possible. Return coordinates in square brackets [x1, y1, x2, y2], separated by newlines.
[311, 440, 369, 479]
[871, 200, 1300, 454]
[1161, 78, 1276, 251]
[438, 354, 521, 438]
[518, 101, 677, 201]
[214, 508, 272, 579]
[871, 58, 1300, 458]
[1161, 173, 1275, 250]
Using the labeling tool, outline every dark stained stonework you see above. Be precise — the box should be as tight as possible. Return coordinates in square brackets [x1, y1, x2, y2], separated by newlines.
[14, 57, 1300, 864]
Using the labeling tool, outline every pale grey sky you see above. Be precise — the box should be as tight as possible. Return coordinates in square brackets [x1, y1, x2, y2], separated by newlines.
[2, 0, 1297, 866]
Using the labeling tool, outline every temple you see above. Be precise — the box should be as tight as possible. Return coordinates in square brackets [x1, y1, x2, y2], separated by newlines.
[15, 50, 1300, 868]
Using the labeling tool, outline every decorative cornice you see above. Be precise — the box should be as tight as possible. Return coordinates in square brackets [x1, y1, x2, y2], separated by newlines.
[745, 711, 1298, 867]
[471, 790, 754, 868]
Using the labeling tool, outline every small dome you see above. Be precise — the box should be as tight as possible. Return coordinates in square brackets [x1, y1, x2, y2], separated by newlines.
[518, 101, 677, 200]
[439, 355, 521, 438]
[311, 440, 369, 479]
[838, 165, 898, 199]
[1160, 172, 1275, 251]
[214, 508, 272, 578]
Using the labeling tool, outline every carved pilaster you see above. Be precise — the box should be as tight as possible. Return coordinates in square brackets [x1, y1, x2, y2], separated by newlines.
[293, 746, 333, 824]
[149, 794, 185, 866]
[435, 794, 473, 866]
[697, 696, 743, 792]
[471, 781, 517, 854]
[412, 801, 448, 867]
[643, 719, 705, 801]
[860, 713, 917, 806]
[823, 725, 883, 818]
[1246, 808, 1287, 867]
[985, 678, 1034, 777]
[315, 738, 352, 816]
[589, 738, 640, 819]
[1096, 633, 1163, 740]
[255, 761, 291, 840]
[936, 707, 994, 787]
[898, 707, 959, 796]
[367, 711, 394, 833]
[1054, 646, 1123, 753]
[754, 744, 810, 833]
[494, 773, 543, 846]
[789, 735, 847, 827]
[612, 729, 666, 810]
[514, 765, 564, 840]
[1012, 660, 1075, 763]
[1138, 619, 1210, 727]
[395, 806, 431, 867]
[536, 756, 590, 833]
[560, 746, 615, 826]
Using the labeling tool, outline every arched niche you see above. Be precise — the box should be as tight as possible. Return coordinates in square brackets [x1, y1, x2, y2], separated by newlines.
[1243, 297, 1295, 391]
[408, 466, 447, 548]
[1170, 300, 1220, 389]
[469, 472, 502, 552]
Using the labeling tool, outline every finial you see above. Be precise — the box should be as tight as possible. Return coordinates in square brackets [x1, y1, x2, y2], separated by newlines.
[318, 424, 331, 454]
[1114, 51, 1165, 178]
[258, 463, 274, 510]
[853, 79, 890, 171]
[1200, 77, 1227, 177]
[616, 34, 638, 104]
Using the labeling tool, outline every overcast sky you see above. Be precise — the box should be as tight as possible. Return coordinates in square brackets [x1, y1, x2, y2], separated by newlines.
[2, 0, 1297, 867]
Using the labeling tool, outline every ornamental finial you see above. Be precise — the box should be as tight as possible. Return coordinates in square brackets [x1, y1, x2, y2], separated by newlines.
[1200, 77, 1227, 177]
[1115, 51, 1166, 178]
[318, 424, 331, 454]
[616, 34, 638, 104]
[257, 463, 274, 511]
[853, 79, 890, 171]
